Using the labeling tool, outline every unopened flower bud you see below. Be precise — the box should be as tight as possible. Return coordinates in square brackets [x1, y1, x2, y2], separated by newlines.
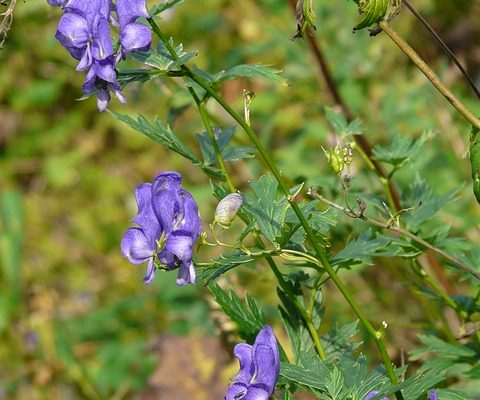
[214, 193, 243, 229]
[323, 146, 344, 175]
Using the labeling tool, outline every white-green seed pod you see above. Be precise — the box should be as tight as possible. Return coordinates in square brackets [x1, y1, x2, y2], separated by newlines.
[214, 193, 243, 229]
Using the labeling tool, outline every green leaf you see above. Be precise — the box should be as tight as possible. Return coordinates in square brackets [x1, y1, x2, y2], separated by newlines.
[331, 230, 400, 267]
[372, 131, 431, 168]
[213, 64, 287, 86]
[195, 126, 256, 166]
[403, 177, 461, 231]
[137, 41, 197, 71]
[280, 362, 329, 391]
[412, 335, 476, 359]
[0, 190, 23, 333]
[207, 283, 265, 342]
[108, 111, 225, 180]
[243, 174, 291, 244]
[150, 0, 184, 15]
[322, 321, 361, 359]
[198, 252, 255, 284]
[325, 107, 363, 137]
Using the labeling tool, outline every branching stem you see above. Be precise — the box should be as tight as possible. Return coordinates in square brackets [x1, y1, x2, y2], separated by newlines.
[311, 191, 480, 281]
[148, 18, 403, 395]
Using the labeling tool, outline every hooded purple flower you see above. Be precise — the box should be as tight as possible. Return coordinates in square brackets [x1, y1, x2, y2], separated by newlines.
[116, 0, 151, 58]
[121, 171, 202, 285]
[225, 326, 280, 400]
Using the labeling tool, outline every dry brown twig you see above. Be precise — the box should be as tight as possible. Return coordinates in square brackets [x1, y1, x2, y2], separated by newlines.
[1, 0, 17, 48]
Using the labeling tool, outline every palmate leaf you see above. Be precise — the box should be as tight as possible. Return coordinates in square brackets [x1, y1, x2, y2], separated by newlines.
[281, 355, 408, 400]
[331, 229, 407, 267]
[207, 283, 265, 342]
[325, 107, 363, 137]
[212, 64, 287, 86]
[372, 131, 432, 168]
[402, 176, 461, 231]
[109, 111, 224, 180]
[199, 251, 268, 284]
[243, 174, 292, 244]
[196, 126, 256, 166]
[321, 321, 361, 359]
[134, 41, 197, 72]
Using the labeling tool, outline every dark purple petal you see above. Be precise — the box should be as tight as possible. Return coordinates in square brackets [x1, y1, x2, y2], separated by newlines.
[76, 46, 93, 70]
[119, 22, 152, 53]
[96, 89, 111, 112]
[224, 382, 248, 400]
[250, 326, 280, 394]
[132, 183, 162, 244]
[225, 326, 279, 400]
[120, 227, 154, 264]
[176, 189, 202, 238]
[143, 257, 156, 285]
[165, 231, 193, 262]
[66, 0, 111, 27]
[91, 17, 114, 60]
[152, 171, 183, 233]
[241, 387, 271, 400]
[231, 343, 254, 385]
[56, 12, 90, 49]
[175, 260, 196, 286]
[116, 0, 151, 56]
[157, 247, 176, 269]
[82, 58, 124, 111]
[48, 0, 70, 6]
[116, 0, 149, 27]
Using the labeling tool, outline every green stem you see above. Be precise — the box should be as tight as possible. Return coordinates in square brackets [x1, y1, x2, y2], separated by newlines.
[196, 98, 236, 192]
[379, 21, 480, 130]
[268, 258, 327, 361]
[149, 19, 402, 395]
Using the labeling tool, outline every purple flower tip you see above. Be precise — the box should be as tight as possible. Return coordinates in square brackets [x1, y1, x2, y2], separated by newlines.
[225, 325, 280, 400]
[121, 171, 202, 286]
[427, 390, 438, 400]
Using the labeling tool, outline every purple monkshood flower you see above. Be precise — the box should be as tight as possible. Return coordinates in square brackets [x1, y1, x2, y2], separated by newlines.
[365, 389, 438, 400]
[50, 0, 151, 111]
[116, 0, 151, 59]
[225, 326, 280, 400]
[121, 171, 202, 286]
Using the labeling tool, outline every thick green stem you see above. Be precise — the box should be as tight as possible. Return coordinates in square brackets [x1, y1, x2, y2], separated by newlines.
[380, 21, 480, 130]
[148, 19, 402, 395]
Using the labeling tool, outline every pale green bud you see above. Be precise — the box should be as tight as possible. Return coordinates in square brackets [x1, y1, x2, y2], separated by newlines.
[323, 146, 345, 175]
[214, 193, 243, 229]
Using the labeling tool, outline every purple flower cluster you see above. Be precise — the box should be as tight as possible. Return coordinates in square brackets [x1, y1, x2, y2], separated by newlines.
[49, 0, 152, 111]
[121, 171, 202, 286]
[225, 326, 280, 400]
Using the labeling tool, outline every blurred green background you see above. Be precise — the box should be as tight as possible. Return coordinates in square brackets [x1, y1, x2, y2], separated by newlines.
[0, 0, 479, 398]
